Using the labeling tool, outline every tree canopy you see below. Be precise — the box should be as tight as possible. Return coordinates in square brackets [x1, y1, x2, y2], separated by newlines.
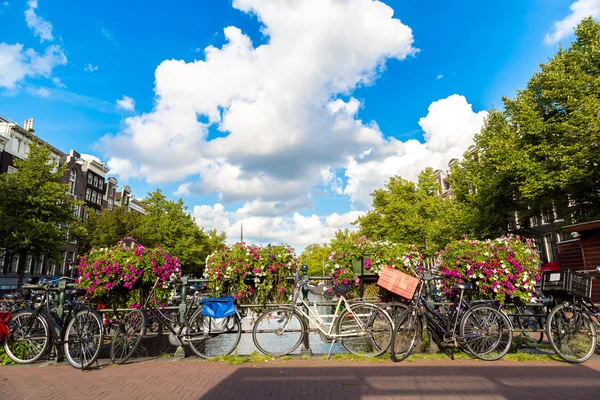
[356, 168, 470, 257]
[74, 189, 226, 277]
[0, 142, 77, 283]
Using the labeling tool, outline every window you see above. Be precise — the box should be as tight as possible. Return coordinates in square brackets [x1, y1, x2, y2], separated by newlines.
[60, 252, 67, 275]
[99, 179, 104, 190]
[73, 204, 80, 218]
[108, 198, 113, 210]
[69, 168, 76, 195]
[93, 176, 98, 187]
[85, 188, 91, 201]
[0, 248, 4, 271]
[87, 174, 93, 184]
[7, 166, 17, 174]
[96, 192, 102, 205]
[91, 191, 97, 203]
[33, 258, 42, 274]
[9, 255, 19, 274]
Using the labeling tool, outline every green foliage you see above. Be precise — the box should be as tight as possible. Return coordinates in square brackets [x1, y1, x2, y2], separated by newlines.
[452, 18, 600, 235]
[74, 189, 226, 277]
[299, 244, 331, 276]
[204, 243, 298, 305]
[0, 142, 78, 283]
[0, 346, 16, 365]
[76, 244, 181, 305]
[437, 236, 541, 303]
[357, 168, 471, 256]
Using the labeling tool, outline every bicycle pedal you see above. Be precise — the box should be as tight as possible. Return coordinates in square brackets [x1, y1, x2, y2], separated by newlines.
[444, 347, 455, 360]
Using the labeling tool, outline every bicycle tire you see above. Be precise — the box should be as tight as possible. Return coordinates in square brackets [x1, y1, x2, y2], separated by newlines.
[390, 307, 420, 362]
[336, 303, 394, 357]
[187, 308, 242, 359]
[459, 305, 512, 361]
[546, 303, 597, 363]
[3, 311, 49, 364]
[64, 308, 104, 369]
[110, 309, 147, 364]
[252, 307, 305, 356]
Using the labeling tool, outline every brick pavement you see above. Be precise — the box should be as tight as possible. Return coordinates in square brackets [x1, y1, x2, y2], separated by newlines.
[1, 356, 600, 400]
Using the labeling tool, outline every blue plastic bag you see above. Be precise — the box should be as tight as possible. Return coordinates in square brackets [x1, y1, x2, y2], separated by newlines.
[201, 296, 235, 318]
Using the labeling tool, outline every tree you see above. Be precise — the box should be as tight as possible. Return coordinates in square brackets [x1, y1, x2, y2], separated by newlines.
[356, 168, 470, 256]
[299, 243, 331, 276]
[0, 142, 77, 284]
[451, 19, 600, 236]
[75, 189, 226, 277]
[72, 206, 140, 251]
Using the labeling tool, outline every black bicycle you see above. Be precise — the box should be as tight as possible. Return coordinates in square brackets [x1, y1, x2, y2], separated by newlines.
[544, 267, 600, 363]
[110, 278, 242, 363]
[391, 273, 513, 362]
[3, 278, 104, 370]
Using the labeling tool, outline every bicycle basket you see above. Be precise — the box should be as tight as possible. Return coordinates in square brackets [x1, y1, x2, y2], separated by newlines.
[201, 296, 235, 319]
[377, 266, 419, 300]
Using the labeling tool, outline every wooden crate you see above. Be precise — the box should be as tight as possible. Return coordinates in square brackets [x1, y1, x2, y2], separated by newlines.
[377, 266, 419, 300]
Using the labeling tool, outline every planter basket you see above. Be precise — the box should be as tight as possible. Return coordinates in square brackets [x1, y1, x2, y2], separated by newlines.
[377, 266, 419, 300]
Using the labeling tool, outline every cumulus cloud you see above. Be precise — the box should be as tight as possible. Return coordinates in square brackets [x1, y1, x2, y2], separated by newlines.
[343, 94, 487, 207]
[100, 0, 417, 204]
[544, 0, 600, 44]
[193, 203, 364, 250]
[436, 74, 443, 80]
[116, 95, 135, 111]
[0, 42, 67, 89]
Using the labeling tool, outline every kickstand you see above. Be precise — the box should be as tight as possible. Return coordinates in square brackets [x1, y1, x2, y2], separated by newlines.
[444, 347, 455, 360]
[326, 339, 337, 360]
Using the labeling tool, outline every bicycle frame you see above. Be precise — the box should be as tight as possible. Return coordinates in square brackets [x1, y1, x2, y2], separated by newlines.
[285, 283, 370, 339]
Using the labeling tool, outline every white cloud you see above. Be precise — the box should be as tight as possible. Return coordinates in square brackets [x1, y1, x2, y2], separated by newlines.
[116, 95, 135, 111]
[51, 76, 65, 88]
[25, 0, 54, 42]
[0, 42, 67, 89]
[80, 153, 102, 163]
[84, 64, 98, 72]
[26, 86, 50, 97]
[436, 74, 443, 79]
[106, 157, 142, 182]
[192, 203, 364, 251]
[342, 94, 487, 207]
[100, 0, 417, 203]
[544, 0, 600, 44]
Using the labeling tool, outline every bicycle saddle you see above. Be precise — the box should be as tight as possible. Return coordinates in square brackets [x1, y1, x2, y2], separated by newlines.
[455, 282, 473, 290]
[332, 284, 350, 295]
[188, 285, 206, 292]
[67, 289, 87, 297]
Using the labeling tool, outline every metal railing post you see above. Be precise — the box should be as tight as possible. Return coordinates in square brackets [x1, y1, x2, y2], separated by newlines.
[299, 265, 312, 356]
[56, 279, 67, 319]
[179, 276, 188, 323]
[423, 272, 440, 354]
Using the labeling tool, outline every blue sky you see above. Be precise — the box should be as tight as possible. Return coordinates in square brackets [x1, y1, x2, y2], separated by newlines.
[0, 0, 595, 249]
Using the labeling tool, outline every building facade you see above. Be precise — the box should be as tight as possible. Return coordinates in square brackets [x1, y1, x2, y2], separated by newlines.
[0, 114, 145, 289]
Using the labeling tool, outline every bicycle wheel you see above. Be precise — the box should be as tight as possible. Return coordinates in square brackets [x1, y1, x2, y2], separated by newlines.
[336, 303, 394, 357]
[187, 308, 242, 359]
[252, 307, 305, 356]
[64, 308, 104, 369]
[459, 305, 512, 361]
[110, 309, 147, 364]
[390, 308, 421, 362]
[4, 311, 49, 364]
[546, 303, 597, 363]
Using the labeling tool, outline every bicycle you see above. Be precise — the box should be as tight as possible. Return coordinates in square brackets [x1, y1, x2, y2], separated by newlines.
[251, 270, 394, 358]
[3, 277, 104, 370]
[390, 273, 513, 362]
[543, 266, 600, 363]
[110, 278, 242, 363]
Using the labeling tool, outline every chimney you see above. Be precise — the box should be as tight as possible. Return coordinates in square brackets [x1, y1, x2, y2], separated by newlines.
[22, 118, 35, 132]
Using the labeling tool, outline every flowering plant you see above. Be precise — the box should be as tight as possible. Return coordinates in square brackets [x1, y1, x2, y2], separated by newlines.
[437, 235, 541, 303]
[76, 244, 181, 303]
[204, 243, 298, 304]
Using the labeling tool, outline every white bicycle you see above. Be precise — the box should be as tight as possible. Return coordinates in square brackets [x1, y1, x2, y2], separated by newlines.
[251, 270, 394, 357]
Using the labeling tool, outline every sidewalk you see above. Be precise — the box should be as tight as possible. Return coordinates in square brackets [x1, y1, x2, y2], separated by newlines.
[1, 356, 599, 400]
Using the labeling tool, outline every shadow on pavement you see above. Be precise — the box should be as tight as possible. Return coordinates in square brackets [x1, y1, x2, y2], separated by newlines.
[199, 362, 600, 400]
